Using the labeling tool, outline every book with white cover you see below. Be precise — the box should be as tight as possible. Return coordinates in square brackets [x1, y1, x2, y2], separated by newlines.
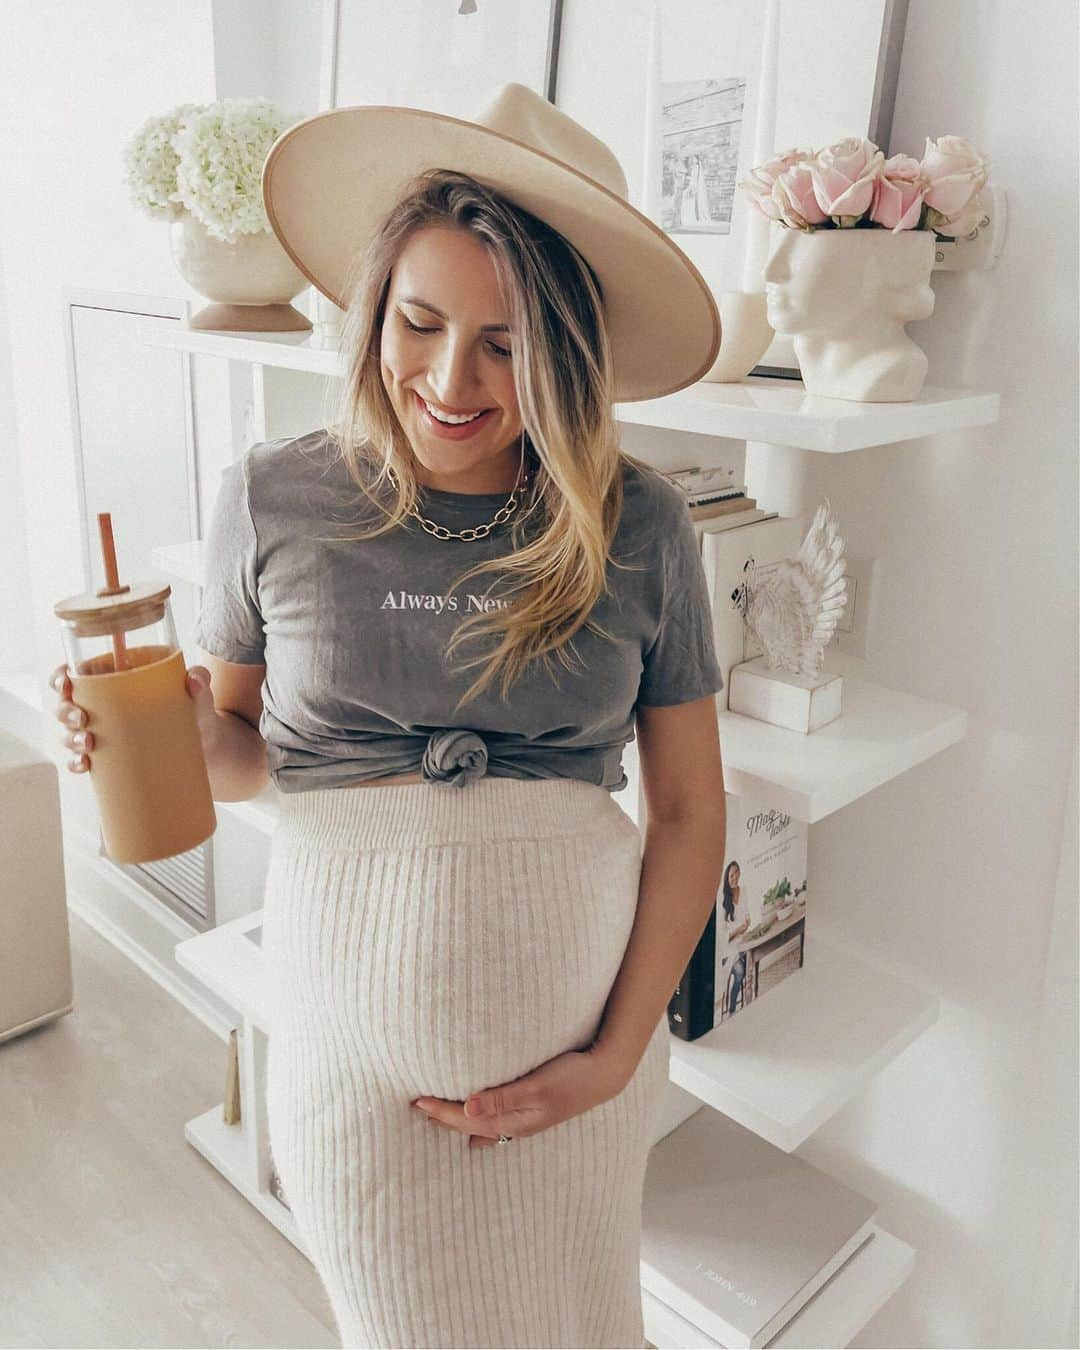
[641, 1108, 878, 1349]
[669, 790, 808, 1040]
[690, 506, 774, 542]
[700, 515, 811, 711]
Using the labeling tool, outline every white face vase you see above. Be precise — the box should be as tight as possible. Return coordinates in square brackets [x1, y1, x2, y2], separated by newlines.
[762, 227, 937, 402]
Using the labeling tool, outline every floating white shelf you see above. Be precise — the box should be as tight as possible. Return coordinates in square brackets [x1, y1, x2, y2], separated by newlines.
[142, 322, 999, 451]
[719, 648, 968, 822]
[668, 920, 939, 1151]
[175, 909, 268, 1025]
[144, 322, 343, 376]
[642, 1226, 915, 1349]
[616, 377, 999, 452]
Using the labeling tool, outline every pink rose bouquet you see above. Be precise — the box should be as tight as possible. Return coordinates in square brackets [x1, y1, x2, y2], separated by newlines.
[739, 133, 990, 237]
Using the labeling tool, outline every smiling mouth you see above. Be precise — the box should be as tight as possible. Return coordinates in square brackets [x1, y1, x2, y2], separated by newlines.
[415, 392, 493, 423]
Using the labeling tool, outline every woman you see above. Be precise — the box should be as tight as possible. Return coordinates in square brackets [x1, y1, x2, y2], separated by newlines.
[52, 83, 727, 1350]
[688, 153, 712, 225]
[720, 860, 751, 1018]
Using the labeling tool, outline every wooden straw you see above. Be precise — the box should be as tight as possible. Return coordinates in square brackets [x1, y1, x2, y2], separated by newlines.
[97, 513, 130, 672]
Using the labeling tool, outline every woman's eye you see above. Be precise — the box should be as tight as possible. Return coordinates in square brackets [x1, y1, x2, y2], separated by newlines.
[400, 313, 511, 359]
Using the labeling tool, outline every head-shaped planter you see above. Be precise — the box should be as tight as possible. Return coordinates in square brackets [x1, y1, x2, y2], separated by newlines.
[762, 227, 936, 401]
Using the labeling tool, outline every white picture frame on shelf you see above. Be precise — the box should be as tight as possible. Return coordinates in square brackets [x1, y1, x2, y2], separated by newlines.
[616, 0, 912, 377]
[326, 0, 564, 115]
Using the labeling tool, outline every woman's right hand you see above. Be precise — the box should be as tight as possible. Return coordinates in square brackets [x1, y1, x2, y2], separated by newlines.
[49, 664, 93, 774]
[48, 663, 218, 774]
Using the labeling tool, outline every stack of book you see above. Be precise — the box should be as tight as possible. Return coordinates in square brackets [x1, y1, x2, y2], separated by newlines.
[658, 464, 775, 538]
[660, 465, 815, 715]
[641, 1107, 878, 1348]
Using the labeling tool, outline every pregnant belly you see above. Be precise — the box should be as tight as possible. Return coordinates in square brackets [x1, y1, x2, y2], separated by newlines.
[262, 822, 643, 1100]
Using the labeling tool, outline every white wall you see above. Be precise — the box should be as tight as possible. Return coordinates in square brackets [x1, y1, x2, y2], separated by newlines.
[0, 2, 218, 692]
[0, 2, 1076, 1346]
[0, 232, 35, 669]
[789, 3, 1079, 1346]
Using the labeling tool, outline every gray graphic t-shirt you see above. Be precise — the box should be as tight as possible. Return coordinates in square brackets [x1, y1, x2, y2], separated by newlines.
[192, 430, 724, 793]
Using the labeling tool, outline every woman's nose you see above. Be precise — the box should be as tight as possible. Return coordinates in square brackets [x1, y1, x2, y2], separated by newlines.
[427, 334, 482, 403]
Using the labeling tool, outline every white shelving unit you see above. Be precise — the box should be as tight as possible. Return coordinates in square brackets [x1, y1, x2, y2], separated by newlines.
[668, 921, 938, 1151]
[143, 320, 1000, 451]
[109, 322, 998, 1346]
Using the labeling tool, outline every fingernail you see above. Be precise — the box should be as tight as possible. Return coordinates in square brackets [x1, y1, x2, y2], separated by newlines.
[72, 732, 87, 749]
[67, 710, 84, 728]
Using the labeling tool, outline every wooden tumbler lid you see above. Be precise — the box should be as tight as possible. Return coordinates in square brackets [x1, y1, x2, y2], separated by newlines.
[54, 580, 173, 638]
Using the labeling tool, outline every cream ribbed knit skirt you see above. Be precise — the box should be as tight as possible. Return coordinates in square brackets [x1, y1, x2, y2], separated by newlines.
[262, 775, 669, 1350]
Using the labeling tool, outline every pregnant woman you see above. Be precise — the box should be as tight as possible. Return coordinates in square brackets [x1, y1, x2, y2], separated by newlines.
[51, 82, 728, 1350]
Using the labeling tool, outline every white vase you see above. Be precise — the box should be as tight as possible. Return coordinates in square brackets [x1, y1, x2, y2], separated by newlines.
[698, 292, 775, 383]
[762, 226, 936, 402]
[169, 214, 313, 332]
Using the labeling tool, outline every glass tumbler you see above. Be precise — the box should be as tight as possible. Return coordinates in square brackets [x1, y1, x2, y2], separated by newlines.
[54, 579, 216, 864]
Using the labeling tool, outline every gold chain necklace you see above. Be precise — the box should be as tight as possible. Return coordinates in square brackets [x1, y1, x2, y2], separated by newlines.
[391, 435, 529, 542]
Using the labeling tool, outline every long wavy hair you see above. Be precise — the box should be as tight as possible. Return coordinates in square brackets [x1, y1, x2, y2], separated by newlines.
[320, 168, 650, 715]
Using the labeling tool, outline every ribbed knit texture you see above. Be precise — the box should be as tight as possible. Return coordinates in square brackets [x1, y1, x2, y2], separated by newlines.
[262, 775, 670, 1350]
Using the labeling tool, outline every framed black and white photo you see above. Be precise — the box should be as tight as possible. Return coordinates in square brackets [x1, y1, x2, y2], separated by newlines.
[323, 0, 564, 115]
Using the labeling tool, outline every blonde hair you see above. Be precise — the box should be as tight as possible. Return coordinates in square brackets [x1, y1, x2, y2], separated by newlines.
[321, 168, 649, 715]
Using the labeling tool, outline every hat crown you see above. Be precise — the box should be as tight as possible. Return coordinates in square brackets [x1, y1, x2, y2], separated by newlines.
[470, 82, 628, 202]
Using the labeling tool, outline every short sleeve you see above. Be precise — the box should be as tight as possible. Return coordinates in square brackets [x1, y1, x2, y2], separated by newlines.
[637, 493, 725, 707]
[191, 456, 266, 664]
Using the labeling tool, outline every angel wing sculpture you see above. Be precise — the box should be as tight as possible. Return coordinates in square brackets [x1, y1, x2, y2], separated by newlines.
[731, 499, 848, 679]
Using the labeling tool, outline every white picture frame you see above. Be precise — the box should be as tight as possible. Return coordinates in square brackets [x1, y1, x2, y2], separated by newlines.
[324, 0, 564, 116]
[558, 0, 910, 379]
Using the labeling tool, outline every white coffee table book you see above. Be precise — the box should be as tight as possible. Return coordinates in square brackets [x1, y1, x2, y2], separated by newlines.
[640, 1107, 877, 1349]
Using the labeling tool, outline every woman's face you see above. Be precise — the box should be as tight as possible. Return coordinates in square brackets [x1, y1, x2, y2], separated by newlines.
[380, 223, 525, 493]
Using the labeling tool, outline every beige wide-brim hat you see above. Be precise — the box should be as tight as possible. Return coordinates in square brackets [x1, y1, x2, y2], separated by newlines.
[261, 81, 721, 404]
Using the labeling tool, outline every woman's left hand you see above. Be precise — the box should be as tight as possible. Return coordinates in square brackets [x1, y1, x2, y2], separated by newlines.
[411, 1044, 630, 1150]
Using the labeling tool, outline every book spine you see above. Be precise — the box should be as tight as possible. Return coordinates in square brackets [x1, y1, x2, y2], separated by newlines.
[686, 490, 746, 508]
[667, 905, 718, 1041]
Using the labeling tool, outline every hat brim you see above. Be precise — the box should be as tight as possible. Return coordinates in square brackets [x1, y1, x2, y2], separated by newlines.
[262, 104, 721, 403]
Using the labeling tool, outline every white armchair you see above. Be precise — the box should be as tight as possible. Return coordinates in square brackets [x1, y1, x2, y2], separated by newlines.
[0, 732, 74, 1043]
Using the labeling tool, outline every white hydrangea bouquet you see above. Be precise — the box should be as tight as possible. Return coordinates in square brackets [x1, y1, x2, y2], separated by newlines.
[122, 98, 313, 332]
[122, 97, 299, 242]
